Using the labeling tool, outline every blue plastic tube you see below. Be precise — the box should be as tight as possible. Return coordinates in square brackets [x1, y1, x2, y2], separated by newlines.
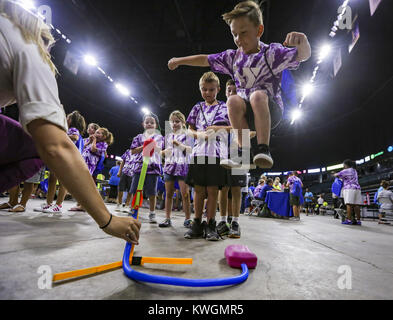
[122, 243, 249, 287]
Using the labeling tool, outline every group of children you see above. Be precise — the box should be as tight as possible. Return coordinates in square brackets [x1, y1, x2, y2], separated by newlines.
[1, 109, 114, 215]
[1, 0, 311, 244]
[113, 74, 246, 241]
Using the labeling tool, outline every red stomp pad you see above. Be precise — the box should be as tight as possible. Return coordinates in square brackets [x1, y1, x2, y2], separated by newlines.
[225, 245, 258, 269]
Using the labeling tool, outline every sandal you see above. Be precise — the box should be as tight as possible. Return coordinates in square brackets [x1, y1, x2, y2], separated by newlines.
[9, 204, 25, 213]
[0, 202, 13, 210]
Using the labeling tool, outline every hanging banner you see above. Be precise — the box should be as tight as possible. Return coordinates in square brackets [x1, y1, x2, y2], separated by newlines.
[333, 48, 342, 77]
[348, 22, 360, 53]
[369, 0, 382, 16]
[63, 50, 80, 75]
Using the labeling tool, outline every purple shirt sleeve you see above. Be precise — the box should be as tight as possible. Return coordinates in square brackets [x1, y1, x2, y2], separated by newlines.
[130, 135, 142, 150]
[186, 104, 199, 128]
[336, 169, 349, 179]
[267, 43, 300, 74]
[208, 50, 236, 76]
[95, 142, 108, 155]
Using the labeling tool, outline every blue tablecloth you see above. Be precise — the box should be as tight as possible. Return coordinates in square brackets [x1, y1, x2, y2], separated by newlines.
[265, 192, 305, 217]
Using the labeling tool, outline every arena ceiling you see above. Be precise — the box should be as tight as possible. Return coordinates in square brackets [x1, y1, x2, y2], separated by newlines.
[42, 0, 392, 171]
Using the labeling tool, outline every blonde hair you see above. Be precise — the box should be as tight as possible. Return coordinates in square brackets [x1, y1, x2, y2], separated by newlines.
[98, 127, 114, 146]
[88, 123, 100, 132]
[0, 0, 57, 75]
[222, 1, 263, 27]
[169, 110, 186, 129]
[199, 71, 220, 88]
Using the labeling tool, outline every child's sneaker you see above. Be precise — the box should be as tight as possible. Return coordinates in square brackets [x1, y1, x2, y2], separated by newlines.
[353, 220, 362, 226]
[159, 219, 171, 228]
[220, 148, 256, 170]
[149, 213, 157, 224]
[252, 144, 273, 169]
[184, 218, 204, 239]
[217, 221, 230, 236]
[43, 204, 62, 214]
[342, 219, 352, 225]
[205, 219, 220, 241]
[34, 203, 51, 212]
[228, 221, 241, 238]
[183, 219, 193, 228]
[227, 216, 233, 224]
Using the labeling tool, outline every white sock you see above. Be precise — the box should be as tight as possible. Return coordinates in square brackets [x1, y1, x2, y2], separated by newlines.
[221, 216, 227, 222]
[149, 212, 155, 217]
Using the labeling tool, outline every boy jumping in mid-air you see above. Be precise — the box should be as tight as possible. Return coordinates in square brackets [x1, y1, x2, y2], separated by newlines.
[168, 0, 311, 169]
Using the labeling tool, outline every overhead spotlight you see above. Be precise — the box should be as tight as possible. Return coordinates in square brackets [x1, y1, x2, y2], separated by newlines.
[302, 83, 314, 98]
[115, 83, 130, 96]
[142, 107, 151, 115]
[319, 44, 332, 60]
[291, 109, 302, 122]
[329, 31, 336, 38]
[388, 146, 393, 153]
[84, 55, 97, 66]
[18, 0, 35, 10]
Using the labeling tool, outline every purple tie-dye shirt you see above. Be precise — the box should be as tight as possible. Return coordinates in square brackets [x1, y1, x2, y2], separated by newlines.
[82, 141, 108, 175]
[67, 127, 80, 146]
[208, 42, 300, 110]
[186, 101, 230, 159]
[163, 132, 193, 177]
[336, 168, 361, 190]
[121, 149, 135, 177]
[253, 184, 264, 198]
[130, 133, 164, 175]
[287, 176, 302, 193]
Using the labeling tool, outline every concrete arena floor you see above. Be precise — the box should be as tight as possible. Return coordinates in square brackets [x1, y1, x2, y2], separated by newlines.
[0, 198, 392, 300]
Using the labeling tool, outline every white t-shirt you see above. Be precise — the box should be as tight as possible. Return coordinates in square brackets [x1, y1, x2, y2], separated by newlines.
[0, 15, 67, 133]
[318, 197, 324, 205]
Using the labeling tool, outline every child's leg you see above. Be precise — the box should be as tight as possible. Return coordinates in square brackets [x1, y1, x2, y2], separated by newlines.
[228, 197, 233, 217]
[206, 186, 219, 223]
[8, 185, 20, 207]
[165, 181, 175, 219]
[19, 182, 34, 207]
[178, 181, 191, 220]
[149, 195, 156, 213]
[56, 183, 67, 206]
[194, 186, 206, 220]
[250, 91, 270, 146]
[125, 193, 132, 207]
[219, 187, 229, 221]
[231, 187, 241, 219]
[227, 95, 249, 148]
[354, 205, 361, 220]
[249, 91, 274, 168]
[117, 191, 123, 205]
[346, 204, 352, 220]
[46, 172, 57, 205]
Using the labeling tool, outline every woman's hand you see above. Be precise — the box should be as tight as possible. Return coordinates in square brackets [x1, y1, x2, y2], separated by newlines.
[102, 215, 142, 244]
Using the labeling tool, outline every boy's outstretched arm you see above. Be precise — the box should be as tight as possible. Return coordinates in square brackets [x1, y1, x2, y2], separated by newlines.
[168, 55, 209, 70]
[283, 32, 311, 62]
